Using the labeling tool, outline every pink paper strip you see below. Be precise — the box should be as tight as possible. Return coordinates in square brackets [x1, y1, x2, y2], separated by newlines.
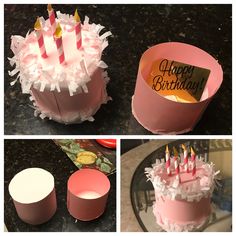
[35, 30, 47, 59]
[55, 36, 65, 64]
[75, 23, 82, 49]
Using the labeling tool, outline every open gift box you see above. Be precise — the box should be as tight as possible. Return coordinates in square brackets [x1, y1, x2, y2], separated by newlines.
[132, 42, 223, 134]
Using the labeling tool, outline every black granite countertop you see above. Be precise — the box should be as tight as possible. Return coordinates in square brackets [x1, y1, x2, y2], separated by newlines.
[4, 140, 116, 232]
[4, 4, 232, 135]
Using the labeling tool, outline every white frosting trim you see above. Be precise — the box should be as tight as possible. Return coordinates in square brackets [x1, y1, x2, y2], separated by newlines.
[8, 14, 112, 98]
[28, 70, 111, 124]
[145, 159, 219, 202]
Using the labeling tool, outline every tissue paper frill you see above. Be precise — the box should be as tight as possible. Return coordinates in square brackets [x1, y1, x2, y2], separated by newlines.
[8, 14, 112, 124]
[145, 160, 218, 201]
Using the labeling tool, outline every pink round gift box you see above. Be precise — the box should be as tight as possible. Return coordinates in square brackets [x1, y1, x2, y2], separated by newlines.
[67, 168, 110, 221]
[8, 168, 57, 225]
[132, 42, 223, 134]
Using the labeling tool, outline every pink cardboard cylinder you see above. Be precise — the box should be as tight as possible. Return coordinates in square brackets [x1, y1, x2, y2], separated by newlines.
[31, 67, 107, 124]
[132, 42, 223, 134]
[67, 168, 110, 221]
[156, 196, 211, 222]
[8, 168, 57, 225]
[13, 189, 57, 225]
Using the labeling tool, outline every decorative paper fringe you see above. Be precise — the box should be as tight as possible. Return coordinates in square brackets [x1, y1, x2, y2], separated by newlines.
[28, 69, 111, 124]
[145, 160, 219, 202]
[8, 14, 112, 98]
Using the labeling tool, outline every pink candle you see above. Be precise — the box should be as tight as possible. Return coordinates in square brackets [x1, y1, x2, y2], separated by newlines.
[181, 144, 189, 173]
[173, 147, 180, 182]
[54, 23, 65, 64]
[165, 145, 171, 176]
[191, 147, 196, 176]
[47, 4, 56, 35]
[34, 17, 47, 58]
[74, 9, 82, 49]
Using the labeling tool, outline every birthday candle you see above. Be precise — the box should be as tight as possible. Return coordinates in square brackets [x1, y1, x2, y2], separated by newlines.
[34, 17, 47, 59]
[54, 23, 65, 64]
[74, 9, 82, 49]
[191, 147, 196, 177]
[181, 144, 189, 173]
[47, 4, 56, 35]
[173, 147, 180, 182]
[165, 145, 171, 176]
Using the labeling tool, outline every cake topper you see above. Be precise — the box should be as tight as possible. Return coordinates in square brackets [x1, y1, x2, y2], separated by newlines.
[147, 58, 211, 102]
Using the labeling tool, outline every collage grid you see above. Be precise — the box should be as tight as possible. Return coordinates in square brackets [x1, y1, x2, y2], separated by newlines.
[1, 0, 234, 235]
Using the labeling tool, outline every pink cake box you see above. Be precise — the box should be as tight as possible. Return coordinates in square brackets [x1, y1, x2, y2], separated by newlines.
[8, 168, 57, 225]
[67, 168, 110, 221]
[132, 42, 223, 134]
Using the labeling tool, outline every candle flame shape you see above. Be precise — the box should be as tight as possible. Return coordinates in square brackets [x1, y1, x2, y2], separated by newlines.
[165, 145, 169, 153]
[181, 144, 187, 151]
[74, 9, 81, 23]
[34, 17, 41, 30]
[54, 23, 62, 38]
[190, 147, 195, 155]
[47, 4, 53, 11]
[173, 147, 178, 158]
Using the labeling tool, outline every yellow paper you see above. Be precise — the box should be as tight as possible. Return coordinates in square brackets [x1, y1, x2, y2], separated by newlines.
[34, 17, 41, 30]
[54, 23, 62, 38]
[74, 9, 81, 23]
[47, 4, 53, 12]
[146, 59, 210, 102]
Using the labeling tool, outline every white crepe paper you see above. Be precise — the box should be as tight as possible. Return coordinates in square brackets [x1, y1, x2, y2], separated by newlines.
[8, 13, 112, 123]
[145, 159, 219, 202]
[9, 14, 112, 98]
[28, 67, 110, 124]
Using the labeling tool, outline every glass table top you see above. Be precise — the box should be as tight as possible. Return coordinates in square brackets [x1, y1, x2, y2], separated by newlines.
[130, 139, 232, 232]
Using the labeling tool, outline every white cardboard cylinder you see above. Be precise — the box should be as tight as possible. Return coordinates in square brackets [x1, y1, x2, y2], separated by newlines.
[8, 168, 57, 225]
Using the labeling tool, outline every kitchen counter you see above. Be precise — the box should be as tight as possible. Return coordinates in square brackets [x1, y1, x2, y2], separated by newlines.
[4, 4, 232, 135]
[4, 139, 116, 232]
